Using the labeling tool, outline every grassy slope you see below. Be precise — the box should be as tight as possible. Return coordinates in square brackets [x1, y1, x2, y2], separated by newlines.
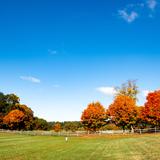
[0, 133, 160, 160]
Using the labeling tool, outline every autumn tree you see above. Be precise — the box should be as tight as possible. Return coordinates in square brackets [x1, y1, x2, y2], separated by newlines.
[134, 106, 145, 129]
[0, 91, 52, 131]
[3, 109, 25, 130]
[3, 104, 34, 130]
[115, 80, 139, 101]
[107, 95, 138, 131]
[13, 104, 34, 130]
[140, 90, 160, 127]
[81, 102, 106, 132]
[53, 122, 62, 132]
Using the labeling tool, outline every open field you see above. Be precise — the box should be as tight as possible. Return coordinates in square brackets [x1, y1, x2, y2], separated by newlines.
[0, 133, 160, 160]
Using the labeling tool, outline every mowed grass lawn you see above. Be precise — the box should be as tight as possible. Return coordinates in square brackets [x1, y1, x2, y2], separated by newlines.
[0, 133, 160, 160]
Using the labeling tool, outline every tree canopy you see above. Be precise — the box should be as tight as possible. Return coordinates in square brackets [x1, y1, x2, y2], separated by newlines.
[107, 95, 138, 130]
[81, 102, 106, 132]
[140, 90, 160, 127]
[115, 80, 139, 101]
[3, 110, 25, 130]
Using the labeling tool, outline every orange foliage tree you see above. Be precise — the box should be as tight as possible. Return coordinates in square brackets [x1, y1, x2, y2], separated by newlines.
[135, 106, 145, 128]
[3, 109, 25, 130]
[140, 90, 160, 127]
[107, 95, 138, 130]
[81, 102, 106, 132]
[13, 104, 34, 130]
[53, 122, 62, 132]
[3, 104, 34, 130]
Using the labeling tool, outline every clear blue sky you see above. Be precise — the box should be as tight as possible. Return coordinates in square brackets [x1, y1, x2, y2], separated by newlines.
[0, 0, 160, 121]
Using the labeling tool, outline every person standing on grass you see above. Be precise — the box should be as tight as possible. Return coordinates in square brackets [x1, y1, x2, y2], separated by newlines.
[65, 137, 68, 142]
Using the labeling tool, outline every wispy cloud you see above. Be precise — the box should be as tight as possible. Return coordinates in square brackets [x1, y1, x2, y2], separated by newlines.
[117, 0, 158, 23]
[147, 0, 157, 10]
[118, 10, 138, 23]
[97, 87, 117, 96]
[48, 49, 58, 55]
[20, 76, 41, 83]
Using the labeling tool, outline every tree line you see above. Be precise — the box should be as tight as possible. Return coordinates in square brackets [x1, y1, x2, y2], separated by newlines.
[0, 92, 50, 130]
[1, 80, 160, 132]
[0, 93, 82, 131]
[81, 80, 160, 132]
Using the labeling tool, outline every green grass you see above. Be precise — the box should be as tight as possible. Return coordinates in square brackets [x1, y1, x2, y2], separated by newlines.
[0, 133, 160, 160]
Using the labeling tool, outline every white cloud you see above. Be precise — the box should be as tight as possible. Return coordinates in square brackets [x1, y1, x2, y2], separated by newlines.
[118, 10, 138, 23]
[117, 0, 158, 23]
[147, 0, 157, 10]
[97, 87, 117, 96]
[142, 90, 151, 97]
[20, 76, 41, 83]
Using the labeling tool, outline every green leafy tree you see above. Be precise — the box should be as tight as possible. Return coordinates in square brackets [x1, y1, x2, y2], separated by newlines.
[5, 94, 20, 105]
[32, 117, 49, 130]
[0, 93, 20, 128]
[0, 92, 6, 128]
[63, 121, 81, 132]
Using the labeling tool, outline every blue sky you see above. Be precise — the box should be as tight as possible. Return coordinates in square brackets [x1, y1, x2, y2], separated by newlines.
[0, 0, 160, 121]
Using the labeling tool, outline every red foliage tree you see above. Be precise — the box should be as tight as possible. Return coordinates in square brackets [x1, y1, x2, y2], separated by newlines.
[107, 95, 138, 130]
[140, 90, 160, 126]
[81, 102, 106, 132]
[3, 109, 25, 130]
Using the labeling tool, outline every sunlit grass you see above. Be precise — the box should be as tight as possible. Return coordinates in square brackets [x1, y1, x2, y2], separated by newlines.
[0, 133, 160, 160]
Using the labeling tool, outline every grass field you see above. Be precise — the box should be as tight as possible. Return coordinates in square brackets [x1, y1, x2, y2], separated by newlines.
[0, 133, 160, 160]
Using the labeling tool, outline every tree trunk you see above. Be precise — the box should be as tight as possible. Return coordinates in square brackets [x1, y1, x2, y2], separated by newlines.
[131, 125, 134, 133]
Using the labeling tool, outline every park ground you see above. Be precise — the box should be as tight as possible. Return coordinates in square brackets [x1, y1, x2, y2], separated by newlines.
[0, 133, 160, 160]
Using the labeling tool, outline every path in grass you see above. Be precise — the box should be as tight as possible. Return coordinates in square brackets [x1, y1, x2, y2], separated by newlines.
[0, 133, 160, 160]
